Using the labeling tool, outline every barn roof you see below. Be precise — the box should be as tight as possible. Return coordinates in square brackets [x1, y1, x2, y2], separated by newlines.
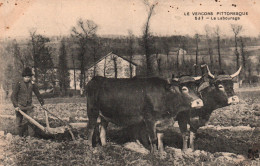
[52, 52, 137, 70]
[86, 52, 138, 70]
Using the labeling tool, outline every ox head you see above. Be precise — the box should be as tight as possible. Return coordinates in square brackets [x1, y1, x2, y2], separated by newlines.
[170, 75, 204, 109]
[197, 65, 241, 107]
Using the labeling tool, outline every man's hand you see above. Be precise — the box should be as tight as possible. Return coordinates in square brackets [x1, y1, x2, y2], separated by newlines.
[14, 107, 20, 112]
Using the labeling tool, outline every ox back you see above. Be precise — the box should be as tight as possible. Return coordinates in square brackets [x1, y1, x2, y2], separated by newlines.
[87, 76, 194, 126]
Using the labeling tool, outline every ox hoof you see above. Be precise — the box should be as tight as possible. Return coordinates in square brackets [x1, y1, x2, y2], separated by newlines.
[182, 148, 193, 154]
[159, 150, 167, 159]
[182, 147, 188, 152]
[87, 141, 93, 147]
[150, 144, 157, 154]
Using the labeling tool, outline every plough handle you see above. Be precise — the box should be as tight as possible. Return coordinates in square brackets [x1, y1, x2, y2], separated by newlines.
[44, 110, 50, 128]
[17, 109, 46, 132]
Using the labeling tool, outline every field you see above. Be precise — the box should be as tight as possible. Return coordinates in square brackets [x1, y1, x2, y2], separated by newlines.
[0, 90, 259, 166]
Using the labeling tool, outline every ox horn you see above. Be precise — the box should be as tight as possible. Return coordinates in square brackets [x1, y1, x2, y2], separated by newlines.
[206, 65, 215, 78]
[193, 76, 202, 80]
[230, 66, 242, 78]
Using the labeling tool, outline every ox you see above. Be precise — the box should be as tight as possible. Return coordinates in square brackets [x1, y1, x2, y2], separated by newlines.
[86, 76, 203, 153]
[176, 64, 241, 151]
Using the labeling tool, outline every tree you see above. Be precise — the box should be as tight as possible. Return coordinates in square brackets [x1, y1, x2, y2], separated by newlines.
[239, 37, 250, 83]
[112, 56, 118, 78]
[195, 33, 200, 75]
[71, 19, 98, 94]
[214, 26, 222, 71]
[156, 53, 162, 75]
[127, 30, 135, 78]
[71, 53, 77, 93]
[57, 38, 70, 96]
[142, 0, 158, 76]
[176, 48, 180, 75]
[231, 24, 243, 70]
[38, 46, 54, 91]
[28, 30, 52, 84]
[257, 56, 260, 75]
[162, 37, 170, 76]
[205, 25, 214, 70]
[179, 36, 189, 74]
[88, 35, 100, 77]
[3, 64, 14, 98]
[239, 37, 246, 70]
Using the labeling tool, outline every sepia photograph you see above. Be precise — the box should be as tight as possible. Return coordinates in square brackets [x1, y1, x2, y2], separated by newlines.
[0, 0, 259, 165]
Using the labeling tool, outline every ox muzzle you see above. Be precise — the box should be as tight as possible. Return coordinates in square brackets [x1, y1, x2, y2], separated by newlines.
[228, 95, 239, 104]
[191, 99, 204, 108]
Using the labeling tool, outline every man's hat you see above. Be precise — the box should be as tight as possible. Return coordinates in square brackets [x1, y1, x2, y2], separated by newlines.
[22, 67, 33, 77]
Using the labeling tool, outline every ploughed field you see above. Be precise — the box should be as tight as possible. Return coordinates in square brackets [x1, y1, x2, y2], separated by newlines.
[0, 90, 259, 165]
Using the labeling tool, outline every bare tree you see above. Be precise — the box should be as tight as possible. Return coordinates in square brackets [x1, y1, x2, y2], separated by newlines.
[239, 37, 246, 70]
[71, 53, 77, 93]
[112, 56, 118, 78]
[89, 35, 100, 77]
[127, 30, 135, 78]
[29, 30, 39, 83]
[162, 37, 170, 76]
[239, 37, 249, 82]
[71, 19, 98, 94]
[156, 53, 162, 75]
[28, 30, 52, 84]
[176, 48, 180, 75]
[205, 25, 214, 70]
[180, 36, 188, 74]
[257, 56, 260, 75]
[231, 24, 243, 70]
[142, 0, 158, 76]
[195, 33, 200, 75]
[57, 38, 70, 96]
[214, 26, 222, 71]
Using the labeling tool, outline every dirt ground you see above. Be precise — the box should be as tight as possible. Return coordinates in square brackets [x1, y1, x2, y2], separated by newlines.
[0, 89, 259, 165]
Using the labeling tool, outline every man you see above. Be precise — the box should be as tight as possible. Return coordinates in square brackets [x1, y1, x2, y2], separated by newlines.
[11, 67, 45, 137]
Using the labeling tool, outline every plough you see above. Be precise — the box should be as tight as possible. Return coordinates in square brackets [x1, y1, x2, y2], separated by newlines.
[17, 106, 88, 140]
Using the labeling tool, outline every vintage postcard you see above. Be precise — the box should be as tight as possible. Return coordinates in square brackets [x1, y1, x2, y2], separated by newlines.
[0, 0, 259, 165]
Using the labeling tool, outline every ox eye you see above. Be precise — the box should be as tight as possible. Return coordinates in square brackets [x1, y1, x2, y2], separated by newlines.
[182, 86, 189, 92]
[218, 84, 224, 89]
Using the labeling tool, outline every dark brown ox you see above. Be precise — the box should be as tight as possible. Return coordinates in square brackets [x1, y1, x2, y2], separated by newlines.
[176, 65, 242, 151]
[86, 76, 203, 153]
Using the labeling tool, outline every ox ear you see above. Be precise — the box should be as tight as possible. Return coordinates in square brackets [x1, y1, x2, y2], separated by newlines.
[230, 66, 242, 78]
[193, 76, 201, 81]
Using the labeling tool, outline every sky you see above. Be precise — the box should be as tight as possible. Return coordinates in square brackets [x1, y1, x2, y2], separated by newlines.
[1, 0, 260, 39]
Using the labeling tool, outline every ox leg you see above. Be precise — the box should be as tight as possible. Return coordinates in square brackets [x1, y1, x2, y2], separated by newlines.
[157, 133, 164, 153]
[189, 131, 195, 151]
[87, 110, 99, 147]
[189, 118, 201, 151]
[100, 118, 108, 146]
[134, 121, 154, 152]
[87, 126, 95, 147]
[176, 112, 189, 151]
[143, 120, 158, 153]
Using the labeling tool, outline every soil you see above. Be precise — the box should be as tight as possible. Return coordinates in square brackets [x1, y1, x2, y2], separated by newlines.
[0, 90, 259, 165]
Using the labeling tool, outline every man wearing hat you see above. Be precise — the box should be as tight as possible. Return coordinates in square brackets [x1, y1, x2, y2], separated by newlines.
[11, 67, 45, 137]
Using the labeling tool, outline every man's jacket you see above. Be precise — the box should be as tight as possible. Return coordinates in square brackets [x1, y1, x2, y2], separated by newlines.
[11, 80, 44, 108]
